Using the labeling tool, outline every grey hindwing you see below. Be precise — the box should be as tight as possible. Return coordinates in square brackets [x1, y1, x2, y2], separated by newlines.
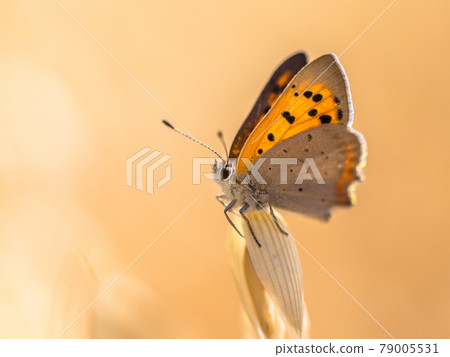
[255, 125, 365, 220]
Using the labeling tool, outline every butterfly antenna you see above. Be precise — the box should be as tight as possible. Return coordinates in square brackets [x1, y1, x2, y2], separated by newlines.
[162, 120, 226, 163]
[217, 131, 229, 162]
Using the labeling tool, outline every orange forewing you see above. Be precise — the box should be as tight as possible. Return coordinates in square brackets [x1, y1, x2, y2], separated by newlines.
[236, 82, 343, 175]
[229, 53, 307, 159]
[235, 54, 351, 176]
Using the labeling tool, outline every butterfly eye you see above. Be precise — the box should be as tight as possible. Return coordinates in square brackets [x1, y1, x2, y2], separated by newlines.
[221, 165, 231, 180]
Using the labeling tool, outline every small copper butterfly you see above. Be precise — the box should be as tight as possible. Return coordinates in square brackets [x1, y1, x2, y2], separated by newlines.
[164, 52, 366, 247]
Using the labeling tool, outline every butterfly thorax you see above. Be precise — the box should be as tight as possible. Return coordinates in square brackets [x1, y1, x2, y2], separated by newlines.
[214, 160, 267, 209]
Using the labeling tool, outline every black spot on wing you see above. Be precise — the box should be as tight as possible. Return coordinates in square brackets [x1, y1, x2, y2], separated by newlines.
[282, 111, 295, 124]
[319, 115, 332, 124]
[308, 109, 317, 117]
[312, 94, 323, 102]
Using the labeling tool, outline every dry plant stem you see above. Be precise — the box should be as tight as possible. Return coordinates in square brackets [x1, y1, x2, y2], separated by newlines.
[227, 208, 309, 338]
[243, 209, 306, 338]
[228, 228, 287, 338]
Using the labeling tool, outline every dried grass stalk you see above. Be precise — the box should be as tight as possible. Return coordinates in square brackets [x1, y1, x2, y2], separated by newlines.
[228, 225, 287, 338]
[227, 208, 309, 338]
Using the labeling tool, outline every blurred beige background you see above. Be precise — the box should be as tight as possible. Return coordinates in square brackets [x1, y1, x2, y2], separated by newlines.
[0, 0, 449, 338]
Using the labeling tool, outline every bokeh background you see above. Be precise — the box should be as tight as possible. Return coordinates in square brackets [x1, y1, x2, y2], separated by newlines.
[1, 0, 449, 338]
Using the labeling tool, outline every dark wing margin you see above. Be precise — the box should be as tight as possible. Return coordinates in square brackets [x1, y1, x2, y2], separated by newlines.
[229, 52, 308, 158]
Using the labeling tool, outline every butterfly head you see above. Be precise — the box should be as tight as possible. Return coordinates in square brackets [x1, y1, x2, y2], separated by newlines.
[213, 159, 236, 183]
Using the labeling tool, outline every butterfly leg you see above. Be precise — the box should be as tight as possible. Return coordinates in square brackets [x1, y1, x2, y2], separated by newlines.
[239, 203, 262, 248]
[268, 203, 289, 235]
[216, 194, 227, 208]
[224, 199, 244, 237]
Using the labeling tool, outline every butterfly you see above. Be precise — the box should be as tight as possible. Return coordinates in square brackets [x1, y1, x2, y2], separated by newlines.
[164, 52, 366, 247]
